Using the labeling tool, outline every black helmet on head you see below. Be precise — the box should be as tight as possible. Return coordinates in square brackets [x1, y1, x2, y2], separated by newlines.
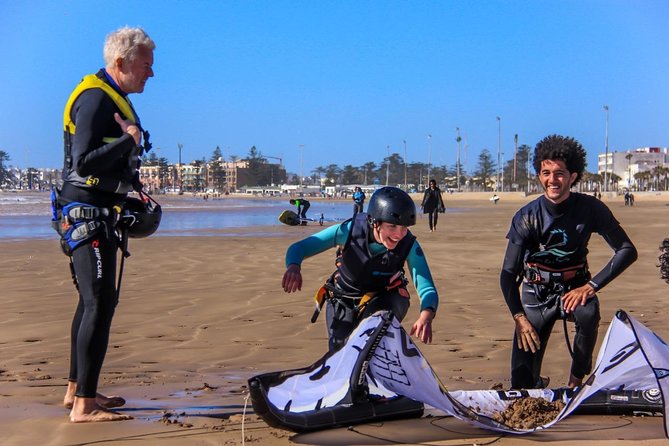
[367, 186, 416, 226]
[121, 195, 162, 238]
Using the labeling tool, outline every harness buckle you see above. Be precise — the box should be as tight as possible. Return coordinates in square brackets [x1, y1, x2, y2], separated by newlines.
[54, 201, 117, 256]
[525, 263, 587, 285]
[65, 205, 109, 222]
[310, 286, 331, 323]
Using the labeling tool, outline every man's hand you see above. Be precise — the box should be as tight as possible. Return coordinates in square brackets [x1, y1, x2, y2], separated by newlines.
[515, 314, 541, 353]
[114, 113, 141, 145]
[561, 283, 596, 314]
[282, 264, 302, 293]
[410, 309, 434, 344]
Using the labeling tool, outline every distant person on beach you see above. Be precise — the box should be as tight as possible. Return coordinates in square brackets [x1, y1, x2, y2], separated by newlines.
[659, 238, 669, 284]
[56, 27, 156, 422]
[624, 189, 635, 207]
[592, 187, 600, 200]
[289, 197, 310, 222]
[500, 134, 637, 389]
[420, 179, 445, 232]
[282, 187, 438, 351]
[352, 186, 365, 216]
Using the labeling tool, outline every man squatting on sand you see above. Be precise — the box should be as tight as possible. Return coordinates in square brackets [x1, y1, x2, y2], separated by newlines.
[57, 27, 155, 422]
[282, 187, 438, 351]
[500, 135, 637, 390]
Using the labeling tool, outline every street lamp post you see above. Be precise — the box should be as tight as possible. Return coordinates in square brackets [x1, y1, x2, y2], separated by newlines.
[177, 143, 183, 192]
[496, 116, 501, 192]
[603, 105, 609, 192]
[427, 134, 432, 186]
[299, 144, 304, 191]
[527, 146, 531, 193]
[385, 145, 390, 186]
[403, 139, 407, 190]
[513, 133, 518, 185]
[456, 128, 462, 192]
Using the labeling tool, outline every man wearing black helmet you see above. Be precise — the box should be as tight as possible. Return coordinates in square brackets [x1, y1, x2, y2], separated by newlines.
[282, 186, 438, 351]
[500, 134, 637, 390]
[54, 27, 156, 422]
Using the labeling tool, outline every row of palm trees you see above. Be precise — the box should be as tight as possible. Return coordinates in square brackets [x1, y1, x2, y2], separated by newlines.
[579, 165, 669, 192]
[633, 165, 669, 191]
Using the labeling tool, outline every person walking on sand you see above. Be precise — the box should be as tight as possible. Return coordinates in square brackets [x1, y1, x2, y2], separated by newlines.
[56, 26, 156, 422]
[352, 186, 366, 216]
[420, 179, 445, 232]
[282, 186, 438, 351]
[500, 134, 637, 390]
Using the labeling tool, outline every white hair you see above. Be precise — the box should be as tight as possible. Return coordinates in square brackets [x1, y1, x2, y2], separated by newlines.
[103, 26, 155, 69]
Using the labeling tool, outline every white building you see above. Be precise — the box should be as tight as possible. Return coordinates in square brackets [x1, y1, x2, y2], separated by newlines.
[597, 147, 668, 190]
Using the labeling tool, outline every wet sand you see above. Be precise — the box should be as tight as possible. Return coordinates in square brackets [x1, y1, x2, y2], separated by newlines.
[1, 192, 668, 445]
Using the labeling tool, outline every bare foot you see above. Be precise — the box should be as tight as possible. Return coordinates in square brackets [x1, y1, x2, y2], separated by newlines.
[64, 395, 126, 409]
[70, 408, 132, 423]
[69, 397, 132, 423]
[64, 382, 126, 409]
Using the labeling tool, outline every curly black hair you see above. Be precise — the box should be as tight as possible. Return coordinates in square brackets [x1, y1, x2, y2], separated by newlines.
[532, 135, 587, 185]
[658, 238, 669, 284]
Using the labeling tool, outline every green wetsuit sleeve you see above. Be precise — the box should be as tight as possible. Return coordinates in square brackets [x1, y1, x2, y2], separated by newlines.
[285, 221, 351, 267]
[406, 240, 439, 314]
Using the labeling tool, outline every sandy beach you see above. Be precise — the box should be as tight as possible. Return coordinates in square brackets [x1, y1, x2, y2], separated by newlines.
[1, 192, 668, 445]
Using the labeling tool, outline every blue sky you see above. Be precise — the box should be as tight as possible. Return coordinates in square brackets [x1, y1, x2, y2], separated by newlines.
[1, 0, 668, 177]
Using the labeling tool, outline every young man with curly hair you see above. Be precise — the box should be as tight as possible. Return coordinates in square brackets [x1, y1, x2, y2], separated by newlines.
[500, 134, 637, 389]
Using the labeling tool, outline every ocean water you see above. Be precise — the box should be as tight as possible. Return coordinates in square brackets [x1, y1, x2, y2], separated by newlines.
[0, 192, 357, 240]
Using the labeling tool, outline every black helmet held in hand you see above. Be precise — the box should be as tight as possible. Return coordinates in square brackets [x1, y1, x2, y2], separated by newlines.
[367, 186, 416, 226]
[121, 194, 162, 238]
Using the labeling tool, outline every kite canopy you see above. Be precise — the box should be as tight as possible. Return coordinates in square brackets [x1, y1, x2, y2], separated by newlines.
[249, 310, 667, 436]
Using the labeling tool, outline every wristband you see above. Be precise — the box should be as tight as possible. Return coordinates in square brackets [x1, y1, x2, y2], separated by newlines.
[513, 312, 526, 320]
[587, 280, 599, 292]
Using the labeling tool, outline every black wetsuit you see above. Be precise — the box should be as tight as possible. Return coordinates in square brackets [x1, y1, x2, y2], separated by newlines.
[421, 186, 445, 231]
[60, 69, 140, 398]
[296, 199, 310, 219]
[500, 193, 637, 389]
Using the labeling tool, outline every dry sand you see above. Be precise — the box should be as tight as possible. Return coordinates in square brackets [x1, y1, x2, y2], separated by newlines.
[1, 192, 668, 445]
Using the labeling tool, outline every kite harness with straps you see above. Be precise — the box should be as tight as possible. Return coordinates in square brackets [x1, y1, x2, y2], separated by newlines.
[310, 270, 409, 323]
[524, 262, 590, 359]
[51, 187, 157, 299]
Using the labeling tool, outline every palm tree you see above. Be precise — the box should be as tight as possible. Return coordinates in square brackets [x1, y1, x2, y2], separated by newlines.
[311, 166, 327, 186]
[608, 173, 622, 192]
[360, 162, 376, 185]
[324, 164, 341, 186]
[341, 165, 362, 185]
[580, 171, 602, 193]
[0, 150, 11, 188]
[657, 166, 669, 191]
[651, 166, 669, 191]
[634, 171, 651, 191]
